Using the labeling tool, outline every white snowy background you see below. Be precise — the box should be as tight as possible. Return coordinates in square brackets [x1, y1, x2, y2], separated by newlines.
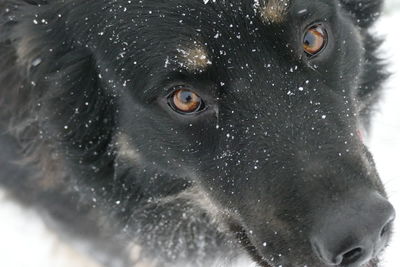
[0, 1, 400, 266]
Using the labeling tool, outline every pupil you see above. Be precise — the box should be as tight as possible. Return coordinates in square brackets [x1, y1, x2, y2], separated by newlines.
[304, 32, 316, 47]
[181, 91, 193, 103]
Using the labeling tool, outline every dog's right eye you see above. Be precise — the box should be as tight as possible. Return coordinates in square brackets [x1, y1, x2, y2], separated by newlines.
[303, 24, 328, 57]
[168, 88, 206, 114]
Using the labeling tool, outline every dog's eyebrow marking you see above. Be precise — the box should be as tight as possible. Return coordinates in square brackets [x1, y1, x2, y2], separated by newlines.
[260, 0, 290, 24]
[176, 45, 212, 72]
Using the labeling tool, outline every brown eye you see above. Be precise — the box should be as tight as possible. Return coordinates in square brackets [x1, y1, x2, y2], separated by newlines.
[169, 88, 205, 114]
[303, 25, 327, 57]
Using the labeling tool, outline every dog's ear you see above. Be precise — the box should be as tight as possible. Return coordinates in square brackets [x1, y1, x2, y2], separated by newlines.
[2, 1, 115, 167]
[340, 0, 384, 28]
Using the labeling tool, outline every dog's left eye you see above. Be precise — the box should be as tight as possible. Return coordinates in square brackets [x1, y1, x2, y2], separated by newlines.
[303, 24, 328, 57]
[168, 88, 206, 114]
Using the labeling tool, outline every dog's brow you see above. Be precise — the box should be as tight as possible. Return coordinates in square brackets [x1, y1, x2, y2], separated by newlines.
[260, 0, 290, 24]
[176, 46, 212, 72]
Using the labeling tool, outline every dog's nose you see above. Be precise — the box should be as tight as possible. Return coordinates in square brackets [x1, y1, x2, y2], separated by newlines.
[311, 192, 395, 266]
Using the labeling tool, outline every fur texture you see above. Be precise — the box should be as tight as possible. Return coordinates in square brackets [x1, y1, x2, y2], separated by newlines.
[0, 0, 394, 266]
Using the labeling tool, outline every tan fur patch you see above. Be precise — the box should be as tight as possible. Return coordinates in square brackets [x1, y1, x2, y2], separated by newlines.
[176, 46, 212, 72]
[261, 0, 290, 24]
[16, 35, 41, 71]
[14, 136, 67, 190]
[128, 244, 157, 267]
[172, 186, 222, 219]
[116, 133, 142, 164]
[158, 185, 232, 233]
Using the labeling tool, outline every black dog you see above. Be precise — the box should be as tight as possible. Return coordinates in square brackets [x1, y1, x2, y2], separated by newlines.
[0, 0, 396, 266]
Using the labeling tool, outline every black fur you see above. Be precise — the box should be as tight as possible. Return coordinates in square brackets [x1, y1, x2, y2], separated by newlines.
[0, 0, 393, 266]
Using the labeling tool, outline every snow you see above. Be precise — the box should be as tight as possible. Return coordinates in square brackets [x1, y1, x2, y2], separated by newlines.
[0, 191, 99, 267]
[369, 9, 400, 267]
[1, 3, 400, 267]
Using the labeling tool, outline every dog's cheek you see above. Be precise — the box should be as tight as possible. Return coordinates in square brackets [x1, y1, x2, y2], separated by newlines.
[117, 100, 219, 174]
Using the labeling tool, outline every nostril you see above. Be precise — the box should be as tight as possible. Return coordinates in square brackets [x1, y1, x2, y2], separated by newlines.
[311, 193, 395, 266]
[380, 219, 394, 238]
[380, 224, 389, 237]
[341, 247, 363, 265]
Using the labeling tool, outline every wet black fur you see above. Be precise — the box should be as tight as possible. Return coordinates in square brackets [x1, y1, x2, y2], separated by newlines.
[0, 0, 391, 266]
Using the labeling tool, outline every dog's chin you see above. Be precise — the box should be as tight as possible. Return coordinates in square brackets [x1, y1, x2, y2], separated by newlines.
[228, 223, 380, 267]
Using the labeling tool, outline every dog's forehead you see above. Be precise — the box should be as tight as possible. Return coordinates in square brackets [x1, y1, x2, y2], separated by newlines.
[113, 0, 336, 74]
[160, 0, 317, 65]
[160, 1, 291, 72]
[199, 0, 292, 23]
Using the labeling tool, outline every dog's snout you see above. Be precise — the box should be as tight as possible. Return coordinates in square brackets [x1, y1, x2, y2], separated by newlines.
[311, 192, 395, 266]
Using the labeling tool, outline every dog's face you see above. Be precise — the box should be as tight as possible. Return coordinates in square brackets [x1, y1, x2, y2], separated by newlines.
[94, 0, 395, 266]
[11, 0, 393, 266]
